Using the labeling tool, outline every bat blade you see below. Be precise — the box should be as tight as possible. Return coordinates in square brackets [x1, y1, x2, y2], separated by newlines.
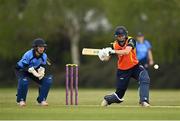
[82, 48, 101, 56]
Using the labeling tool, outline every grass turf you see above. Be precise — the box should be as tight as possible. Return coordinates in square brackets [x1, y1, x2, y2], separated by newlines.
[0, 88, 180, 120]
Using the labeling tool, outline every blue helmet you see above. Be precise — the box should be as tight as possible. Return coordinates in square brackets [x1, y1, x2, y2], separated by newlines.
[114, 26, 128, 38]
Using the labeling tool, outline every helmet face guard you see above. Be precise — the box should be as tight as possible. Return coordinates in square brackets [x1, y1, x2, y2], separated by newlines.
[32, 38, 47, 54]
[116, 34, 126, 42]
[114, 26, 128, 42]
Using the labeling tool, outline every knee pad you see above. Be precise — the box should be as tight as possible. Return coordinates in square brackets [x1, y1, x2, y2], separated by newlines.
[43, 75, 53, 84]
[139, 70, 150, 84]
[17, 78, 29, 102]
[19, 78, 29, 86]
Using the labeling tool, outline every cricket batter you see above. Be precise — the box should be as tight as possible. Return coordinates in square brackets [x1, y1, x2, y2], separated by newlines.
[99, 26, 150, 107]
[15, 38, 53, 106]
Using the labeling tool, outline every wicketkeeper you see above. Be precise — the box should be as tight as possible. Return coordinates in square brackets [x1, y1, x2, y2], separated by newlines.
[98, 26, 150, 107]
[15, 38, 53, 106]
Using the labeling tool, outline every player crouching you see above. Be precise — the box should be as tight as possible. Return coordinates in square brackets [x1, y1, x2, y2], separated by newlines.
[98, 26, 150, 107]
[15, 38, 52, 107]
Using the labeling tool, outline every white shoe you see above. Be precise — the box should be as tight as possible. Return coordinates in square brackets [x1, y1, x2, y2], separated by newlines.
[39, 101, 48, 106]
[17, 101, 26, 107]
[101, 99, 108, 107]
[141, 102, 150, 107]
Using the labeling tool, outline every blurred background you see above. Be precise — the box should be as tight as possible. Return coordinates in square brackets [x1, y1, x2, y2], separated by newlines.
[0, 0, 179, 89]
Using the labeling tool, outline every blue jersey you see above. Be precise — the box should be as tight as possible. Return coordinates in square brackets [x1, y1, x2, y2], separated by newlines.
[17, 49, 47, 70]
[136, 40, 152, 62]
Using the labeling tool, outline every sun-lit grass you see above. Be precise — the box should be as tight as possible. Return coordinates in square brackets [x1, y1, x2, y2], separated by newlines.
[0, 88, 180, 120]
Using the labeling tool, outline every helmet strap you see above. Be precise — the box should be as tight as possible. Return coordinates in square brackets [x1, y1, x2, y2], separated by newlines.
[117, 37, 128, 47]
[33, 47, 43, 57]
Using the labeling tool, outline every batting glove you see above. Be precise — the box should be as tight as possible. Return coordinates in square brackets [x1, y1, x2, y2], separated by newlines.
[105, 47, 115, 54]
[98, 49, 110, 61]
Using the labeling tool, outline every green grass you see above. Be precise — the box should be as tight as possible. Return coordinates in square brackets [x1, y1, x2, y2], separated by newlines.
[0, 88, 180, 120]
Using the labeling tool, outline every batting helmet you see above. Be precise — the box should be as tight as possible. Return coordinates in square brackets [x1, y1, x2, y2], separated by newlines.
[32, 38, 47, 47]
[114, 26, 128, 38]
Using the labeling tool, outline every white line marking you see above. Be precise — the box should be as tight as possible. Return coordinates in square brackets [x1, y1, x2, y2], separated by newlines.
[73, 105, 180, 108]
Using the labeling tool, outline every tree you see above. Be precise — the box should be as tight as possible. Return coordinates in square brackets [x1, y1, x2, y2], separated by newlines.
[65, 11, 80, 65]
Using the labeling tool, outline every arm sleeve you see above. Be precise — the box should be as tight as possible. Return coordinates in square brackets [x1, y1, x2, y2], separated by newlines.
[22, 54, 30, 65]
[39, 63, 47, 70]
[145, 40, 152, 49]
[17, 53, 31, 71]
[41, 53, 47, 66]
[127, 38, 136, 49]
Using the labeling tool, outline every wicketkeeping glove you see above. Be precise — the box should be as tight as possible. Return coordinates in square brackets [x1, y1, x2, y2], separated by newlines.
[37, 67, 45, 80]
[28, 67, 41, 78]
[28, 67, 45, 80]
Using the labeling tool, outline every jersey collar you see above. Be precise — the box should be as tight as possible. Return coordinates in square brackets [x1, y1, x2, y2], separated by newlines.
[32, 49, 43, 59]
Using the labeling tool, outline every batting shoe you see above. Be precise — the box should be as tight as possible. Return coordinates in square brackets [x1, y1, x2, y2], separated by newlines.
[140, 101, 150, 107]
[17, 101, 26, 107]
[101, 92, 124, 107]
[39, 101, 48, 106]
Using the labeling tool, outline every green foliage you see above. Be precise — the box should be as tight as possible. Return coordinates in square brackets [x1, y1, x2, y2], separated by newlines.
[0, 0, 179, 61]
[0, 0, 180, 87]
[101, 0, 180, 63]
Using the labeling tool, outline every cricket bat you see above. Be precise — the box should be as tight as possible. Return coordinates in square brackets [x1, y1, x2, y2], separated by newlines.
[82, 48, 101, 55]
